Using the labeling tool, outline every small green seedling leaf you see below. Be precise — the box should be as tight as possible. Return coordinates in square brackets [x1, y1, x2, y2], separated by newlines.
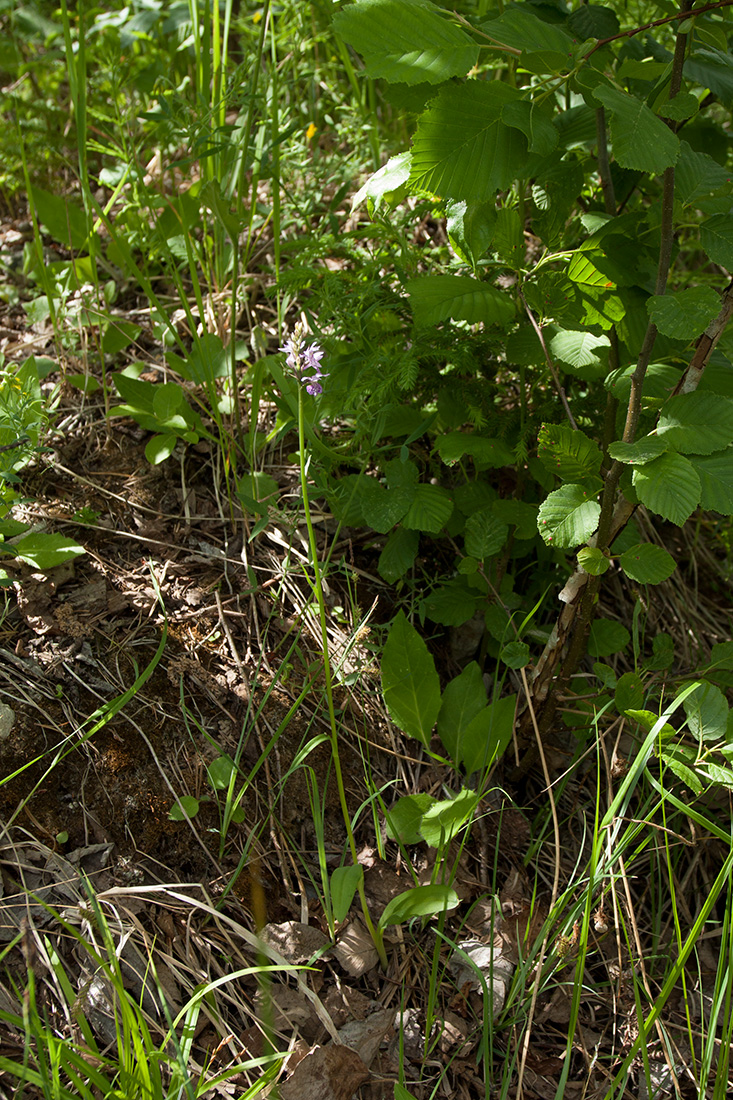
[500, 641, 531, 669]
[331, 864, 364, 923]
[577, 546, 609, 575]
[588, 619, 630, 657]
[207, 755, 236, 790]
[615, 672, 644, 715]
[169, 795, 200, 821]
[379, 883, 460, 928]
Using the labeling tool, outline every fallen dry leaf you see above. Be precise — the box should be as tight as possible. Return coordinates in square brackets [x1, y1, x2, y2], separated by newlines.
[279, 1043, 370, 1100]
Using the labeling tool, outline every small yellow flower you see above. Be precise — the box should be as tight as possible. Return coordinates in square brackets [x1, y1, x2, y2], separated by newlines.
[306, 122, 317, 142]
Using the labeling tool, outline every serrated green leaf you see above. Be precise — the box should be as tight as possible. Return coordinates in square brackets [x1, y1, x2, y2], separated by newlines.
[608, 436, 669, 464]
[501, 100, 558, 157]
[701, 215, 733, 269]
[481, 8, 572, 54]
[594, 86, 679, 173]
[407, 275, 515, 327]
[567, 4, 619, 38]
[491, 500, 538, 540]
[334, 0, 479, 85]
[445, 199, 497, 268]
[410, 82, 530, 202]
[577, 546, 609, 575]
[382, 611, 441, 746]
[360, 477, 413, 533]
[619, 543, 676, 584]
[491, 206, 525, 266]
[464, 507, 509, 559]
[549, 329, 610, 374]
[633, 452, 701, 525]
[657, 393, 733, 455]
[647, 288, 721, 341]
[538, 423, 603, 481]
[676, 141, 730, 205]
[537, 483, 601, 548]
[688, 450, 733, 514]
[403, 483, 453, 533]
[657, 94, 699, 122]
[378, 528, 419, 583]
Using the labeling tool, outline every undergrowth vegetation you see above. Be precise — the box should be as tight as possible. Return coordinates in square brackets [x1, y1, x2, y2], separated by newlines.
[2, 0, 733, 1098]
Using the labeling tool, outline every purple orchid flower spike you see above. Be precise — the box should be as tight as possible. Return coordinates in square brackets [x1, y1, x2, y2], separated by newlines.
[279, 322, 328, 395]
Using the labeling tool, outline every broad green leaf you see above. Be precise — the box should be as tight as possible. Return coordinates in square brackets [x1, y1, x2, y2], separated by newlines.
[688, 450, 733, 514]
[360, 478, 413, 533]
[421, 583, 480, 626]
[627, 708, 676, 738]
[333, 0, 479, 85]
[711, 641, 733, 670]
[618, 543, 676, 584]
[186, 333, 228, 384]
[169, 795, 200, 821]
[702, 762, 733, 790]
[481, 8, 572, 54]
[633, 452, 701, 525]
[30, 185, 90, 250]
[435, 433, 514, 468]
[537, 483, 601, 548]
[615, 672, 644, 714]
[647, 287, 720, 341]
[491, 206, 525, 266]
[113, 372, 157, 416]
[662, 751, 703, 794]
[102, 321, 141, 356]
[549, 329, 610, 375]
[145, 434, 178, 465]
[588, 619, 630, 657]
[403, 484, 453, 533]
[501, 641, 531, 669]
[537, 423, 603, 481]
[501, 100, 558, 157]
[676, 141, 730, 205]
[420, 788, 480, 847]
[352, 152, 411, 213]
[437, 662, 488, 768]
[384, 793, 436, 846]
[464, 507, 509, 559]
[385, 457, 420, 490]
[647, 634, 674, 671]
[657, 94, 699, 122]
[379, 884, 459, 927]
[458, 694, 516, 774]
[682, 681, 729, 741]
[685, 47, 733, 106]
[608, 437, 669, 464]
[12, 533, 86, 570]
[395, 1085, 418, 1100]
[701, 215, 733, 269]
[657, 393, 733, 455]
[594, 86, 679, 173]
[382, 611, 441, 746]
[491, 500, 538, 540]
[378, 527, 419, 582]
[153, 382, 184, 422]
[594, 663, 617, 689]
[331, 864, 364, 923]
[445, 199, 497, 268]
[577, 547, 609, 575]
[410, 82, 530, 202]
[407, 275, 515, 327]
[567, 4, 619, 38]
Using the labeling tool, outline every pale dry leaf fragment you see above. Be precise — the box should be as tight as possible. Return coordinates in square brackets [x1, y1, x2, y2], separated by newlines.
[259, 921, 330, 964]
[323, 985, 377, 1028]
[437, 1010, 470, 1053]
[0, 702, 15, 741]
[279, 1043, 370, 1100]
[338, 1006, 393, 1067]
[332, 919, 380, 977]
[255, 985, 323, 1043]
[449, 938, 515, 1019]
